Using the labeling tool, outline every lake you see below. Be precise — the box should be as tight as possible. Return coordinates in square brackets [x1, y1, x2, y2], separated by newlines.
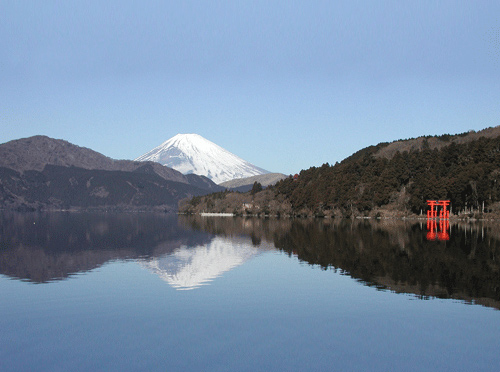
[1, 212, 499, 371]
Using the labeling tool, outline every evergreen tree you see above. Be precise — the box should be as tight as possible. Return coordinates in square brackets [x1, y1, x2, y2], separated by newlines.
[250, 182, 263, 195]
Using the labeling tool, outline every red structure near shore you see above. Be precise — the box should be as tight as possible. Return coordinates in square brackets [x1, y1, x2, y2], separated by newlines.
[426, 200, 450, 241]
[427, 200, 450, 219]
[427, 200, 438, 218]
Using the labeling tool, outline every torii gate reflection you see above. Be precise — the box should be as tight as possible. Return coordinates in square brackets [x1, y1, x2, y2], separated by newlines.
[426, 200, 450, 241]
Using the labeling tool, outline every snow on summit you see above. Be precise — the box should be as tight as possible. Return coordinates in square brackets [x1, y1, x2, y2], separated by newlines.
[135, 134, 268, 184]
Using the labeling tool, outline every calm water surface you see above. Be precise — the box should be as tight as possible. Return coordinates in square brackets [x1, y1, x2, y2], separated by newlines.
[1, 213, 499, 371]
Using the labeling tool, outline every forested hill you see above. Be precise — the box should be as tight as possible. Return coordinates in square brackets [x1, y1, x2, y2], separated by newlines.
[274, 127, 500, 216]
[181, 126, 500, 217]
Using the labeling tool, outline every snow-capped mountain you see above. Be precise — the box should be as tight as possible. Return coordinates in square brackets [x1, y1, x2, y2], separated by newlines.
[135, 134, 269, 184]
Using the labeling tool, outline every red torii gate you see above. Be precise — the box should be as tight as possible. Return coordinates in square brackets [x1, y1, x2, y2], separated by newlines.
[427, 200, 438, 218]
[438, 200, 450, 219]
[426, 200, 451, 241]
[427, 200, 450, 219]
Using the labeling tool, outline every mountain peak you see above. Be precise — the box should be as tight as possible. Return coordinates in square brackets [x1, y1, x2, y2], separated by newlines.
[136, 134, 268, 184]
[168, 133, 204, 143]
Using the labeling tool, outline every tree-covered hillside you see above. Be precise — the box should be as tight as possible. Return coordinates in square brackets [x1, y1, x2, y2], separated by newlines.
[275, 133, 500, 216]
[180, 127, 500, 218]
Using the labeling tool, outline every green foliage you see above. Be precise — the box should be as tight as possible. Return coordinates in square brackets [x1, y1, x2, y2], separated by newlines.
[184, 132, 500, 217]
[274, 135, 500, 215]
[190, 196, 201, 206]
[250, 182, 263, 195]
[438, 133, 452, 142]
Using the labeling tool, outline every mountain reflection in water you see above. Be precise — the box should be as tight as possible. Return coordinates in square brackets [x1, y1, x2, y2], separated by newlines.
[142, 237, 267, 290]
[1, 212, 499, 309]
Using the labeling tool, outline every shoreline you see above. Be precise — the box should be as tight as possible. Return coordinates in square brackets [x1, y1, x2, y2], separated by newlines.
[179, 211, 500, 222]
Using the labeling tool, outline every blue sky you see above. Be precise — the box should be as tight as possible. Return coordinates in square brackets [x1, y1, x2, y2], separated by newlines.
[1, 1, 499, 175]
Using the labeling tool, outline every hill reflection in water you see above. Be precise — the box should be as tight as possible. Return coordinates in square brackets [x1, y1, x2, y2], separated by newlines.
[0, 212, 211, 283]
[1, 213, 499, 308]
[180, 216, 500, 309]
